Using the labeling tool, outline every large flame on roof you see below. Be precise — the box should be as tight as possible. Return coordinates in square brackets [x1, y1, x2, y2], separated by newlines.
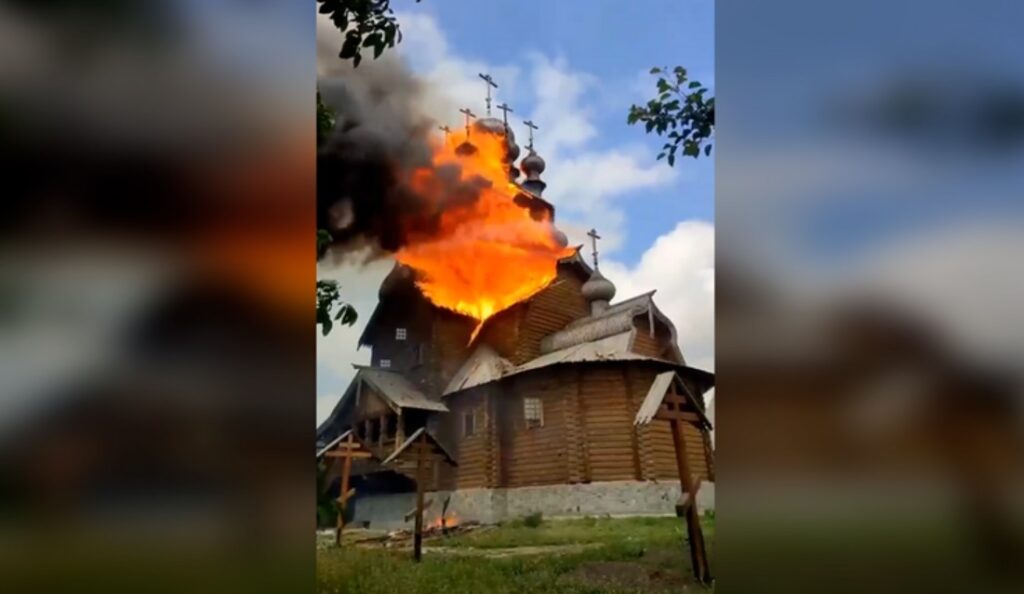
[394, 125, 572, 343]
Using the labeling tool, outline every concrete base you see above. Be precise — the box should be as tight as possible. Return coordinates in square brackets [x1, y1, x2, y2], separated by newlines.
[349, 480, 715, 530]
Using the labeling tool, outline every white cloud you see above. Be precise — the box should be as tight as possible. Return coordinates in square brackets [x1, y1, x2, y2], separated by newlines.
[602, 220, 716, 372]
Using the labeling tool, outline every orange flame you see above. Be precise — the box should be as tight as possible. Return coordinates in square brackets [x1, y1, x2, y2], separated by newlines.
[429, 512, 460, 530]
[395, 125, 572, 341]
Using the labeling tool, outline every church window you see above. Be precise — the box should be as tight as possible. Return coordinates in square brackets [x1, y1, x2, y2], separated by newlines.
[463, 411, 476, 437]
[380, 358, 391, 369]
[524, 397, 544, 429]
[395, 327, 407, 340]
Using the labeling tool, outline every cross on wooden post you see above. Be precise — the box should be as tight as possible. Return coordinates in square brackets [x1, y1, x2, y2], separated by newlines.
[382, 428, 458, 563]
[634, 372, 713, 585]
[438, 124, 451, 144]
[459, 107, 477, 137]
[478, 72, 498, 115]
[319, 430, 375, 547]
[587, 228, 602, 270]
[523, 119, 538, 151]
[496, 102, 513, 129]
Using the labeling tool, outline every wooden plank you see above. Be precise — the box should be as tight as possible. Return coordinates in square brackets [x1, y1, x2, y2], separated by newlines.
[335, 431, 355, 546]
[324, 451, 373, 459]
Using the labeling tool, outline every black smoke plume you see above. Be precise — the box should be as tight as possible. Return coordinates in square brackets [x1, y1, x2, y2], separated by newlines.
[316, 56, 492, 263]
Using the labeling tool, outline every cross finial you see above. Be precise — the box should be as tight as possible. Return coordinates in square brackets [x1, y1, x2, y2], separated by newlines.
[587, 228, 602, 270]
[523, 119, 538, 151]
[496, 102, 513, 128]
[478, 73, 498, 115]
[458, 107, 477, 136]
[438, 124, 451, 143]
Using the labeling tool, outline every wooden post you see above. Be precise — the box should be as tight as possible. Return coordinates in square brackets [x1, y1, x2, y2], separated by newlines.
[335, 431, 355, 546]
[670, 417, 711, 584]
[413, 431, 428, 562]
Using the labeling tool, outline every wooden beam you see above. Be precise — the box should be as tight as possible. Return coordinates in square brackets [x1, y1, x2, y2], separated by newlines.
[670, 418, 711, 584]
[324, 451, 373, 459]
[654, 410, 703, 424]
[413, 430, 428, 562]
[335, 431, 355, 546]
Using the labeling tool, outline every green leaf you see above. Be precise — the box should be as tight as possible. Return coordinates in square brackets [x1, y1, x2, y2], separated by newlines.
[704, 144, 712, 156]
[688, 81, 702, 89]
[363, 32, 382, 47]
[667, 153, 675, 167]
[650, 67, 662, 74]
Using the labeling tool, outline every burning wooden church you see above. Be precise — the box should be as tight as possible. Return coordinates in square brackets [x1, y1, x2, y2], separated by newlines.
[317, 105, 715, 528]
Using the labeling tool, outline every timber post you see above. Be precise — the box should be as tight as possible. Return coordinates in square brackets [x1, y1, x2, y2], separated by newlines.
[413, 431, 428, 562]
[335, 431, 355, 546]
[670, 416, 711, 584]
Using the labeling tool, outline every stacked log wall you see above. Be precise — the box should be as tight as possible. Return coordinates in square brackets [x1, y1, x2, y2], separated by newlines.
[502, 371, 570, 487]
[513, 268, 589, 364]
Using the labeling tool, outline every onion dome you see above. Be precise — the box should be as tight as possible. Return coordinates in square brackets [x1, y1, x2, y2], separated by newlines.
[582, 268, 616, 315]
[520, 148, 547, 196]
[521, 149, 546, 176]
[552, 228, 569, 248]
[582, 269, 616, 302]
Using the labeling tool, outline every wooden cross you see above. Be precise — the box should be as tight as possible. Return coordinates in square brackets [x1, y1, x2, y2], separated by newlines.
[523, 119, 538, 151]
[587, 228, 602, 270]
[382, 428, 458, 562]
[634, 373, 713, 585]
[478, 72, 498, 115]
[438, 124, 451, 143]
[496, 102, 513, 128]
[320, 430, 374, 546]
[459, 107, 477, 137]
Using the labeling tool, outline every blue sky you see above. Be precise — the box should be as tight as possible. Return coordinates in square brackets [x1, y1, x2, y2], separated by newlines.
[317, 1, 715, 425]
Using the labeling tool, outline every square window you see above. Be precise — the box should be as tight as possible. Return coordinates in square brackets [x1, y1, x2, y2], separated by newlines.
[395, 327, 407, 340]
[524, 397, 544, 429]
[379, 359, 391, 369]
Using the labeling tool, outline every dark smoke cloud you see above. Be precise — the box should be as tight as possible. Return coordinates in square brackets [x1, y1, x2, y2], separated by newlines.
[316, 55, 493, 263]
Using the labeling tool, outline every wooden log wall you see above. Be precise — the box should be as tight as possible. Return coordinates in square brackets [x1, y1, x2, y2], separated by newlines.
[438, 390, 491, 490]
[502, 371, 570, 487]
[513, 268, 589, 364]
[579, 366, 642, 482]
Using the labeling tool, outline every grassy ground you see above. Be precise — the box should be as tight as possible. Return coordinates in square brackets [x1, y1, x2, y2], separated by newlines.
[317, 515, 714, 594]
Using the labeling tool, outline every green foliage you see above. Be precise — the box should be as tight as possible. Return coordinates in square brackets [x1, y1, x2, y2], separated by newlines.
[317, 91, 335, 148]
[522, 511, 544, 528]
[317, 0, 422, 67]
[317, 280, 358, 336]
[317, 461, 339, 527]
[627, 66, 715, 165]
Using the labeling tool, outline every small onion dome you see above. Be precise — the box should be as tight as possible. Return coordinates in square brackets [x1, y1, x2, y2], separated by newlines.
[521, 149, 546, 177]
[581, 269, 616, 303]
[552, 228, 569, 248]
[474, 117, 506, 135]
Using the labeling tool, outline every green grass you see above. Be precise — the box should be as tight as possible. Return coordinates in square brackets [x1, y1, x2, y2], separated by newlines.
[317, 516, 715, 594]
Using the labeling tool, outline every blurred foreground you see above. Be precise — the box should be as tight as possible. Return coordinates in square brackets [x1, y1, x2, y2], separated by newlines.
[1, 2, 315, 593]
[718, 1, 1024, 592]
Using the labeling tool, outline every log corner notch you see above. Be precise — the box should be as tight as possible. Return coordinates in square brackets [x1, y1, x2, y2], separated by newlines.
[382, 427, 458, 562]
[316, 430, 379, 547]
[634, 370, 714, 585]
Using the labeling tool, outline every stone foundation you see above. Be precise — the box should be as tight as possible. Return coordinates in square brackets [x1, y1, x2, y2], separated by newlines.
[349, 480, 714, 530]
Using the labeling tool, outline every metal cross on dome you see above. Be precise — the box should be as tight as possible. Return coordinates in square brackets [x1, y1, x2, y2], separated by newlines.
[587, 228, 602, 270]
[523, 119, 538, 151]
[478, 73, 498, 115]
[438, 124, 451, 143]
[496, 102, 513, 128]
[458, 107, 476, 137]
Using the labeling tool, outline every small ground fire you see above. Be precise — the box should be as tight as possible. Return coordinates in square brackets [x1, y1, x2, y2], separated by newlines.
[395, 125, 572, 342]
